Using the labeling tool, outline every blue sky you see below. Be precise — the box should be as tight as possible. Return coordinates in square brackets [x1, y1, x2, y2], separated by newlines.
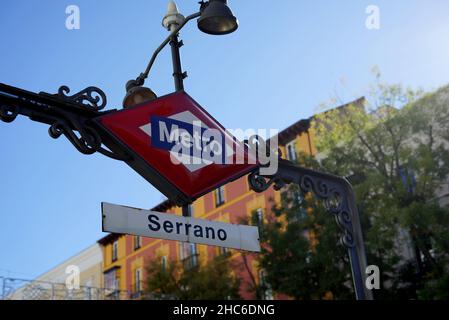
[1, 0, 449, 280]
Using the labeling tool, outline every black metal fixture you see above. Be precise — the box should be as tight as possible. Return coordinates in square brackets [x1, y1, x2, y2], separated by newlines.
[198, 0, 239, 35]
[123, 80, 157, 109]
[0, 83, 126, 161]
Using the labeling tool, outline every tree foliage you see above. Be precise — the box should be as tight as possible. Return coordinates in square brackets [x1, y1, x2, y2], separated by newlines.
[313, 77, 449, 299]
[257, 75, 449, 299]
[145, 254, 241, 300]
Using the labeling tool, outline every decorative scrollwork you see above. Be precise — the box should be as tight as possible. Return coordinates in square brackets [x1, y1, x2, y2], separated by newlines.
[299, 175, 331, 199]
[249, 163, 356, 250]
[47, 117, 129, 161]
[49, 120, 101, 155]
[248, 171, 285, 193]
[52, 86, 107, 111]
[335, 210, 355, 248]
[323, 189, 343, 214]
[302, 176, 355, 248]
[0, 83, 129, 162]
[0, 105, 19, 123]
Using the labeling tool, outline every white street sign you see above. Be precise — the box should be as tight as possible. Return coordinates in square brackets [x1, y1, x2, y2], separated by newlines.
[102, 202, 261, 252]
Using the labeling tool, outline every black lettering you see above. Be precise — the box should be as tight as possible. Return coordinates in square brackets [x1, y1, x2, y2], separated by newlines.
[163, 220, 173, 233]
[185, 223, 192, 235]
[193, 225, 204, 238]
[176, 222, 183, 234]
[217, 229, 227, 241]
[148, 214, 160, 231]
[205, 227, 215, 239]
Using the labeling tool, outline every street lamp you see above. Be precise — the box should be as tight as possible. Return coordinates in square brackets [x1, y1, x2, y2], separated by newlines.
[123, 0, 238, 108]
[123, 80, 158, 109]
[197, 0, 239, 35]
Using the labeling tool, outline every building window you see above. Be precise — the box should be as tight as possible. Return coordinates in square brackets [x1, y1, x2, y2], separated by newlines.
[214, 186, 226, 207]
[180, 242, 198, 270]
[256, 208, 264, 227]
[104, 268, 119, 293]
[112, 241, 118, 262]
[134, 268, 142, 293]
[259, 270, 274, 300]
[286, 140, 297, 161]
[161, 256, 168, 271]
[218, 246, 230, 257]
[134, 235, 141, 250]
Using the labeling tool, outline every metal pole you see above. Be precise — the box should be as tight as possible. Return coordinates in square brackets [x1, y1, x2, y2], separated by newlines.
[170, 29, 190, 215]
[134, 12, 201, 87]
[170, 34, 186, 92]
[182, 204, 191, 217]
[344, 183, 373, 300]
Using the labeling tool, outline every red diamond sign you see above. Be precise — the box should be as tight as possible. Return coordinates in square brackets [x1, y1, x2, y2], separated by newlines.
[95, 91, 258, 205]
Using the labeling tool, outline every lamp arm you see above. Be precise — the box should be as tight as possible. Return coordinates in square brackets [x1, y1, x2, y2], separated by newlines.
[135, 12, 201, 86]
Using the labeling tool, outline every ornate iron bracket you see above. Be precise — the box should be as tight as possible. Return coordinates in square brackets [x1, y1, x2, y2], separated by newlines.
[248, 159, 373, 300]
[0, 83, 193, 206]
[42, 86, 108, 111]
[0, 83, 128, 161]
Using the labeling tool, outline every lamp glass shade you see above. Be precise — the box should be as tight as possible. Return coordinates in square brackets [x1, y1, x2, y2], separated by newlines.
[123, 86, 157, 108]
[198, 0, 238, 35]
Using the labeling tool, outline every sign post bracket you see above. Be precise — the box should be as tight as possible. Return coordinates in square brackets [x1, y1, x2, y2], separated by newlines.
[248, 158, 374, 300]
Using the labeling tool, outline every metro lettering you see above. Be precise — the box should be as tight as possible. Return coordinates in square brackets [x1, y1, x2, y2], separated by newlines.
[151, 116, 227, 164]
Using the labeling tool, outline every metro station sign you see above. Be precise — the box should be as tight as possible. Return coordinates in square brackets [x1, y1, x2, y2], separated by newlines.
[95, 91, 258, 205]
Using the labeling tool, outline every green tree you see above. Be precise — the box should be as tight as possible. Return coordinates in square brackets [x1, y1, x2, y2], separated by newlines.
[145, 254, 241, 300]
[313, 76, 449, 299]
[255, 75, 449, 300]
